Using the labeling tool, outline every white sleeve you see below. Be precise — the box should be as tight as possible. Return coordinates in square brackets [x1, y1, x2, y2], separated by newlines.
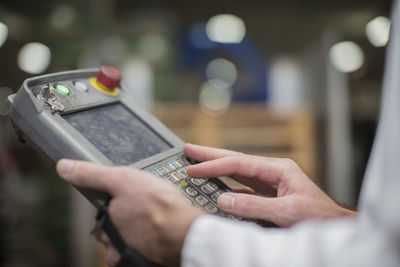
[181, 215, 400, 267]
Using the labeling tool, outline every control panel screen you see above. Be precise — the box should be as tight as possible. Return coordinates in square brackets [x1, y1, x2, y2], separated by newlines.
[63, 104, 172, 165]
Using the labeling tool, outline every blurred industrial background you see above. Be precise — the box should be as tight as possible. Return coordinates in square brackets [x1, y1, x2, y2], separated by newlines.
[0, 0, 392, 266]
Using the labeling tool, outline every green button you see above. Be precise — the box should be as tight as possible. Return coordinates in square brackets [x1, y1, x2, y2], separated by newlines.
[54, 83, 70, 96]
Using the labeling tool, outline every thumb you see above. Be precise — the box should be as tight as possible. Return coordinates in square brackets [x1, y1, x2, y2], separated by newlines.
[217, 193, 284, 226]
[56, 159, 122, 196]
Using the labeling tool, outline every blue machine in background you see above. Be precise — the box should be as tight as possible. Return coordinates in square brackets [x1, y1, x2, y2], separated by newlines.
[180, 23, 269, 102]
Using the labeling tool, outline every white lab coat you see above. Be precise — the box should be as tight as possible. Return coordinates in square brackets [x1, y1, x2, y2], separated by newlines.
[181, 1, 400, 266]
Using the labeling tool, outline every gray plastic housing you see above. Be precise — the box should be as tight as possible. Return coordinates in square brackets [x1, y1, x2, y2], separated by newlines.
[6, 69, 186, 208]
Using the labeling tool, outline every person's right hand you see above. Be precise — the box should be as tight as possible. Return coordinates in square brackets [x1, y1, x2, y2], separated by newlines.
[185, 144, 357, 228]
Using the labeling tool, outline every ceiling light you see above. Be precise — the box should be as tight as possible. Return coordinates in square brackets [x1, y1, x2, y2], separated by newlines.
[206, 14, 246, 44]
[17, 42, 51, 74]
[0, 22, 8, 48]
[366, 16, 391, 47]
[329, 41, 364, 73]
[206, 58, 238, 87]
[199, 79, 231, 116]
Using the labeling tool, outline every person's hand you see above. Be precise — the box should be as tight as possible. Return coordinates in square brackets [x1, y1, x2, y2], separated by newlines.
[56, 159, 204, 266]
[185, 144, 357, 228]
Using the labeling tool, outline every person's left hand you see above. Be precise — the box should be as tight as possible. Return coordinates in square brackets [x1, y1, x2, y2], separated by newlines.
[56, 159, 204, 266]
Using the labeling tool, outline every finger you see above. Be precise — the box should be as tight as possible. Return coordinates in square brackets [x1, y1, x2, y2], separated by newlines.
[230, 176, 277, 197]
[94, 230, 111, 244]
[217, 193, 284, 225]
[94, 231, 120, 267]
[184, 143, 242, 162]
[56, 159, 123, 195]
[229, 186, 256, 194]
[105, 244, 121, 267]
[187, 155, 284, 187]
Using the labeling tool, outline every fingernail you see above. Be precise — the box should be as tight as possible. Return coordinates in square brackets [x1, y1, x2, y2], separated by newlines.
[219, 194, 235, 210]
[57, 159, 74, 177]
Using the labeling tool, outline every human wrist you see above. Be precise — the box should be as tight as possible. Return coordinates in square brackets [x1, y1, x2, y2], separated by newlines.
[339, 206, 358, 217]
[161, 207, 205, 266]
[328, 202, 358, 219]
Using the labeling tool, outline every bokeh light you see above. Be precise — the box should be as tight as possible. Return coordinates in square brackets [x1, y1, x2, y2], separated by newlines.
[137, 34, 168, 62]
[17, 42, 51, 74]
[329, 41, 364, 73]
[99, 36, 128, 64]
[366, 16, 391, 47]
[206, 58, 238, 87]
[49, 5, 76, 30]
[0, 22, 8, 48]
[269, 57, 303, 113]
[206, 14, 246, 44]
[199, 79, 231, 116]
[121, 58, 154, 108]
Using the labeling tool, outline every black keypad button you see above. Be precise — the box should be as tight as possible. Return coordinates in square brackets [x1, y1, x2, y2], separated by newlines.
[204, 203, 218, 214]
[211, 189, 224, 202]
[195, 195, 209, 206]
[185, 186, 199, 197]
[169, 159, 183, 169]
[167, 174, 180, 183]
[201, 182, 218, 194]
[207, 182, 218, 191]
[191, 178, 206, 186]
[155, 167, 169, 176]
[178, 168, 189, 178]
[171, 171, 185, 181]
[163, 164, 174, 172]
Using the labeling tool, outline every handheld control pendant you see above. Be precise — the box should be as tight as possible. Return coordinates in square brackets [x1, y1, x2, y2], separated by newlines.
[6, 67, 253, 266]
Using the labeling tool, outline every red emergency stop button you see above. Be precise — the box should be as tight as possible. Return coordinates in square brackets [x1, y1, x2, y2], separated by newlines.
[90, 66, 121, 96]
[97, 66, 121, 89]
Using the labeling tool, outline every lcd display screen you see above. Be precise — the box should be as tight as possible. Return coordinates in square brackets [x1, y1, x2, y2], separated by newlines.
[63, 104, 172, 165]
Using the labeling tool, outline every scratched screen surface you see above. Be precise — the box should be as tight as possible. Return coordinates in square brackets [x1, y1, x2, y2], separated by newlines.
[63, 104, 172, 165]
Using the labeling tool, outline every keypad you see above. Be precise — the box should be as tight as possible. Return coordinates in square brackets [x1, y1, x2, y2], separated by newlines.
[195, 195, 209, 206]
[178, 168, 188, 178]
[169, 159, 183, 169]
[147, 155, 238, 220]
[211, 189, 224, 202]
[166, 174, 180, 183]
[201, 182, 218, 194]
[185, 186, 199, 197]
[155, 167, 168, 176]
[204, 203, 218, 214]
[163, 164, 175, 172]
[190, 177, 206, 185]
[171, 171, 185, 181]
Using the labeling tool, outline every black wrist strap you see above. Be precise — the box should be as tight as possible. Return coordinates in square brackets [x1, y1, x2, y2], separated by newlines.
[95, 203, 160, 267]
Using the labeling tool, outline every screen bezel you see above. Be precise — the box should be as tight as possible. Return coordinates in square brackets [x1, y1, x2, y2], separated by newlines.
[57, 96, 184, 169]
[62, 103, 174, 166]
